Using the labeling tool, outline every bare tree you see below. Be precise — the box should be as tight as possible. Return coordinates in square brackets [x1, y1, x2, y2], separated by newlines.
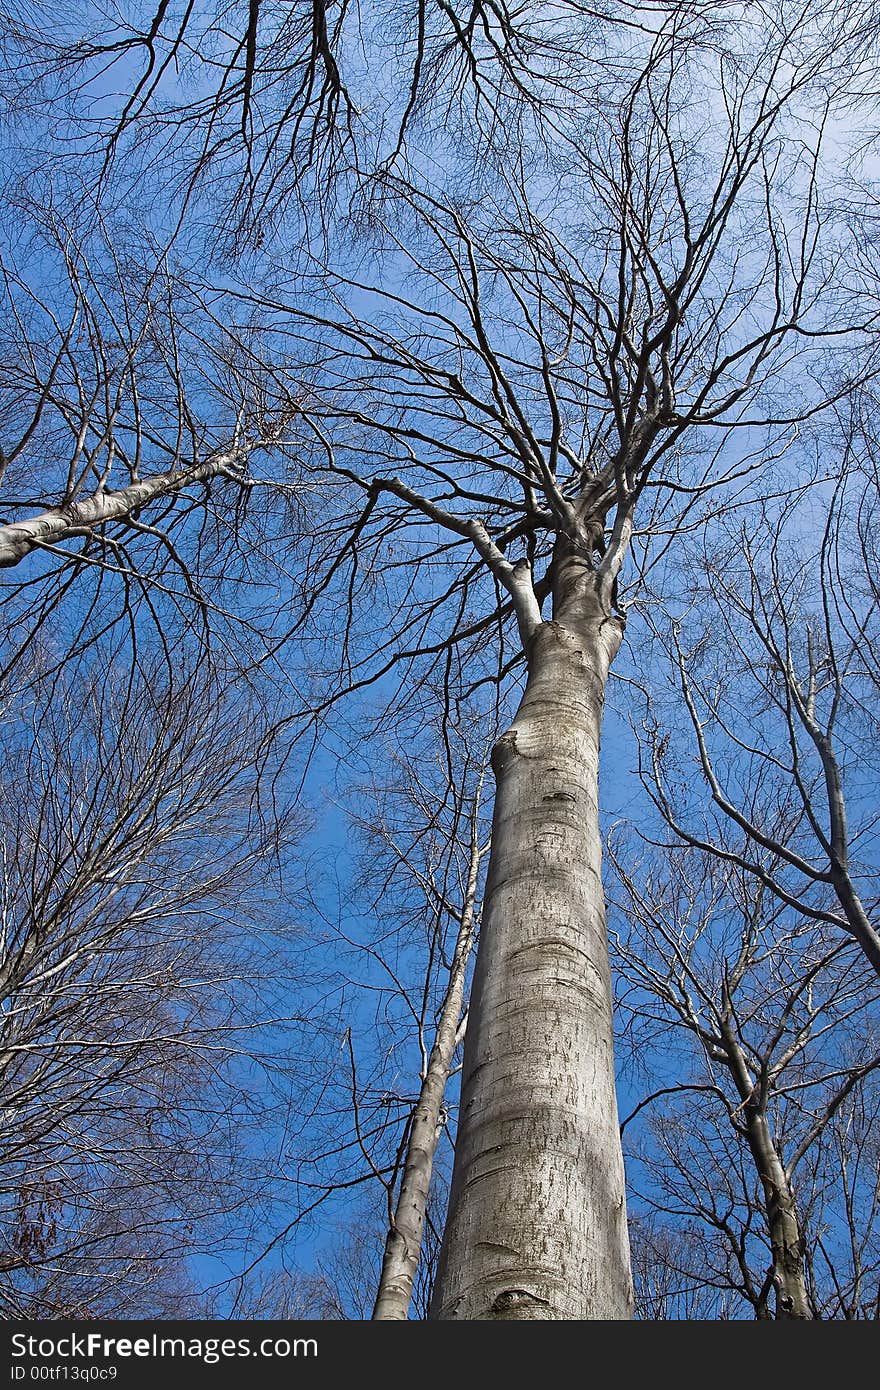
[0, 643, 304, 1317]
[610, 841, 880, 1318]
[370, 752, 488, 1319]
[637, 444, 880, 977]
[1, 3, 878, 1321]
[206, 17, 877, 1315]
[0, 197, 309, 695]
[0, 2, 710, 239]
[252, 721, 491, 1320]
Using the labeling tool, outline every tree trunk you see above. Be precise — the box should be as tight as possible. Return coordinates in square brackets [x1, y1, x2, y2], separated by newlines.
[0, 450, 242, 568]
[720, 1015, 812, 1320]
[372, 805, 483, 1320]
[430, 573, 633, 1320]
[745, 1106, 812, 1319]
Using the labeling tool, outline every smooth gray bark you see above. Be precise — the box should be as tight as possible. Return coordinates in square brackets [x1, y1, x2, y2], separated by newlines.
[371, 812, 483, 1320]
[431, 565, 633, 1320]
[720, 1015, 811, 1319]
[0, 451, 242, 568]
[744, 1106, 812, 1319]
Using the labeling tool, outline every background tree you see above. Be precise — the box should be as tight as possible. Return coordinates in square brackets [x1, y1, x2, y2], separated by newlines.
[249, 721, 492, 1320]
[610, 841, 880, 1318]
[0, 197, 309, 700]
[0, 644, 305, 1317]
[636, 433, 880, 976]
[369, 745, 488, 1320]
[0, 1, 687, 239]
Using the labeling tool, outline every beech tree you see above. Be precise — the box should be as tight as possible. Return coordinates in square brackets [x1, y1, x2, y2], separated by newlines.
[610, 843, 880, 1318]
[0, 646, 303, 1316]
[267, 723, 491, 1320]
[368, 752, 488, 1320]
[1, 3, 879, 1319]
[207, 16, 874, 1316]
[637, 446, 880, 977]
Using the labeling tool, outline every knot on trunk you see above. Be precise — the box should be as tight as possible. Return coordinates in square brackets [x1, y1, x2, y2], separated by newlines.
[490, 1288, 552, 1318]
[491, 729, 519, 776]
